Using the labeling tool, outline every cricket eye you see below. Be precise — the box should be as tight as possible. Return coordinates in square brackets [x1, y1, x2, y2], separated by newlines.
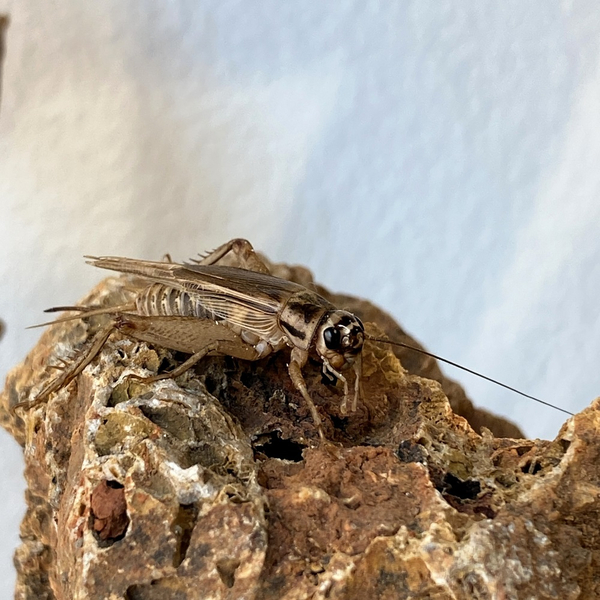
[323, 327, 341, 350]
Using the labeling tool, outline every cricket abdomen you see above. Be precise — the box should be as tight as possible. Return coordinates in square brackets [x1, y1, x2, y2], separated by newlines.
[135, 283, 282, 358]
[136, 283, 216, 320]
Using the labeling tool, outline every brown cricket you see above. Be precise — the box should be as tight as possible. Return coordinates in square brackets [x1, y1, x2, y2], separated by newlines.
[15, 239, 366, 438]
[15, 238, 572, 436]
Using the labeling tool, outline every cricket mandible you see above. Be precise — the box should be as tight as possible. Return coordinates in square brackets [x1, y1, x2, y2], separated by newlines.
[15, 238, 572, 435]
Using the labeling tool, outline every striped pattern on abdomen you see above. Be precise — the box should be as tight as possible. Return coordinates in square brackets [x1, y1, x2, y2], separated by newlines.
[136, 283, 216, 320]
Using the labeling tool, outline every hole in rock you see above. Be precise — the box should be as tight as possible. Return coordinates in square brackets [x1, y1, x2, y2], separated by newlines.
[516, 445, 533, 457]
[396, 440, 427, 464]
[172, 503, 199, 567]
[125, 579, 177, 599]
[204, 374, 218, 394]
[224, 356, 237, 370]
[216, 558, 241, 588]
[520, 459, 543, 475]
[90, 480, 129, 546]
[240, 370, 256, 388]
[559, 438, 571, 453]
[124, 585, 141, 600]
[330, 414, 349, 432]
[440, 473, 481, 500]
[156, 355, 175, 375]
[253, 431, 305, 462]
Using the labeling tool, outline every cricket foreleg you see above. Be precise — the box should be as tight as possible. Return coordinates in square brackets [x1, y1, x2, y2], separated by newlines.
[13, 321, 116, 412]
[322, 359, 353, 415]
[288, 348, 324, 439]
[194, 238, 271, 274]
[351, 355, 362, 413]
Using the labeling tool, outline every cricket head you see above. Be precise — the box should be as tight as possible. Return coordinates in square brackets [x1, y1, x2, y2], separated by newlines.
[315, 310, 365, 371]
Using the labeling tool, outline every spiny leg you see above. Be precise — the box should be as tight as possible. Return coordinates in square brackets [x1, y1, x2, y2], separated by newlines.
[127, 345, 216, 385]
[194, 238, 271, 274]
[288, 348, 325, 439]
[126, 339, 261, 386]
[13, 320, 117, 413]
[351, 355, 362, 413]
[323, 359, 353, 415]
[47, 356, 71, 371]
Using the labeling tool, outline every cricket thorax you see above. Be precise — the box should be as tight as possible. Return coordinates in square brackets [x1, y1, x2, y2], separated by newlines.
[278, 290, 334, 351]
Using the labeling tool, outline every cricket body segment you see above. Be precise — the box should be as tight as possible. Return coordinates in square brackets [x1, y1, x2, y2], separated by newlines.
[18, 239, 366, 439]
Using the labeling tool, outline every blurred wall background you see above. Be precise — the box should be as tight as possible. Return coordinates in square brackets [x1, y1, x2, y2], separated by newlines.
[1, 1, 600, 593]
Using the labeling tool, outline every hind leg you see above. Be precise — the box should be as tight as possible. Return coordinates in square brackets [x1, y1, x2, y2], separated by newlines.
[192, 238, 271, 274]
[13, 320, 117, 413]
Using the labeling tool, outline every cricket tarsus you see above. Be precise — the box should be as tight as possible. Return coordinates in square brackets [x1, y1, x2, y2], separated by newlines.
[367, 336, 574, 417]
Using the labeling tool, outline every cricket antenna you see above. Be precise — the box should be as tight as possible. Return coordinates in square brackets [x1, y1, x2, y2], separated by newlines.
[366, 336, 574, 417]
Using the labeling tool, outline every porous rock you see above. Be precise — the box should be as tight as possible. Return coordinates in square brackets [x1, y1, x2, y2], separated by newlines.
[1, 264, 598, 600]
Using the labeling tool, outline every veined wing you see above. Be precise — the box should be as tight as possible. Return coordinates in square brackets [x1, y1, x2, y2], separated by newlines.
[86, 256, 328, 339]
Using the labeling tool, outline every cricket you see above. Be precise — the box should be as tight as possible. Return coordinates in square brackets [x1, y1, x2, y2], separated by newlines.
[14, 238, 573, 437]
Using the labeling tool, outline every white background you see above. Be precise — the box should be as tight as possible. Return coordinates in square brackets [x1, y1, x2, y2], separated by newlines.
[1, 2, 600, 594]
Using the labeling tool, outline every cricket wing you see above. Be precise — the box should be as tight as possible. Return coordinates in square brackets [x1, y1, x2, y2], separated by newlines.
[86, 256, 322, 340]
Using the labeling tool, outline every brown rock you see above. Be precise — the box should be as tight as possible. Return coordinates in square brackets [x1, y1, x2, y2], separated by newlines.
[1, 263, 597, 599]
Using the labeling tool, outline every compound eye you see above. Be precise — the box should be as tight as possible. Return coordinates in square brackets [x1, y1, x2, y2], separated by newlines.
[323, 327, 341, 350]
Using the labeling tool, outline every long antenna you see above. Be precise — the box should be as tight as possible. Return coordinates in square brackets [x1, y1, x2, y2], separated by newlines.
[367, 336, 573, 417]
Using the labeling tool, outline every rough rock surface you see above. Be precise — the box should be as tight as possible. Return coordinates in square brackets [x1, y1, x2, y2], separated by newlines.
[1, 263, 598, 600]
